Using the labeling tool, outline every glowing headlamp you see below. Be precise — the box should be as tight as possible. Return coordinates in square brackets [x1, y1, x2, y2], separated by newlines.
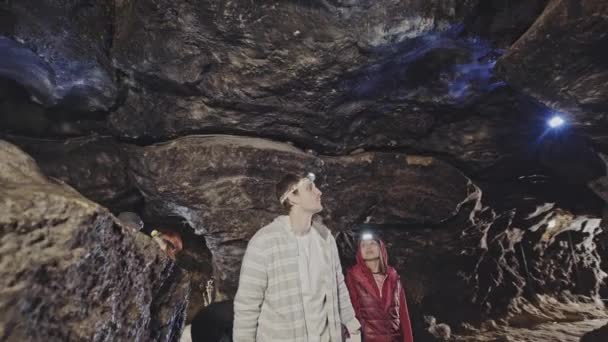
[548, 115, 565, 128]
[361, 232, 374, 241]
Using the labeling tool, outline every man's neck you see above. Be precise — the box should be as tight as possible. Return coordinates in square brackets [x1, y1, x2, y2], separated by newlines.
[365, 259, 381, 273]
[289, 207, 313, 236]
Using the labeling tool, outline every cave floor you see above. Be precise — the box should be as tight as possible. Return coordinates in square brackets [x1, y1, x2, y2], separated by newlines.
[456, 318, 608, 342]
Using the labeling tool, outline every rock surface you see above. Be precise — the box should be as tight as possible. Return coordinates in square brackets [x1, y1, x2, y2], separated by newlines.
[497, 0, 608, 150]
[1, 0, 607, 341]
[0, 140, 189, 342]
[126, 134, 472, 296]
[3, 135, 142, 212]
[0, 1, 116, 111]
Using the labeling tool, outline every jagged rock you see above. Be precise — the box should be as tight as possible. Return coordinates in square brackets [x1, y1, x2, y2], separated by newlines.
[321, 153, 472, 228]
[111, 0, 479, 88]
[1, 1, 607, 341]
[115, 209, 215, 324]
[127, 135, 322, 296]
[475, 206, 605, 307]
[107, 0, 552, 172]
[143, 216, 215, 323]
[0, 140, 189, 342]
[2, 135, 142, 212]
[360, 199, 607, 341]
[126, 134, 472, 296]
[496, 0, 608, 150]
[0, 79, 111, 137]
[349, 173, 606, 332]
[3, 0, 590, 174]
[456, 316, 608, 342]
[0, 37, 57, 106]
[0, 1, 116, 111]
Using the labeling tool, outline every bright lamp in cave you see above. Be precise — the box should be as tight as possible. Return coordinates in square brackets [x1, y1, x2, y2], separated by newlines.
[361, 233, 374, 241]
[548, 115, 565, 128]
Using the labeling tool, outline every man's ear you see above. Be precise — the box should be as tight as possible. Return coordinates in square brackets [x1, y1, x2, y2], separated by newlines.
[287, 192, 298, 206]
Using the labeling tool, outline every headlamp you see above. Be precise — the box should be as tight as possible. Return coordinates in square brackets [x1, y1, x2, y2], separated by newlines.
[361, 232, 374, 241]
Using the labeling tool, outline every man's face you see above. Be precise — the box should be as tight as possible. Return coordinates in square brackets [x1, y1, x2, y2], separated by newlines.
[361, 239, 380, 261]
[289, 178, 323, 213]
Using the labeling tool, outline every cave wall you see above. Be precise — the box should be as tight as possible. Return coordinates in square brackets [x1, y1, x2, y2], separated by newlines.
[1, 0, 607, 341]
[0, 141, 189, 342]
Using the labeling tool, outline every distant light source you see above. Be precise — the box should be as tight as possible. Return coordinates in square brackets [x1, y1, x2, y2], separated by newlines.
[548, 115, 565, 128]
[361, 233, 374, 241]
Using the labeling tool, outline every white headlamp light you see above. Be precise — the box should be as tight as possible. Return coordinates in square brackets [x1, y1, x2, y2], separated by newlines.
[361, 232, 374, 241]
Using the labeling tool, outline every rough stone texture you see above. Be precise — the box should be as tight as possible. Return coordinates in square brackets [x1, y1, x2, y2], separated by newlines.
[1, 1, 608, 341]
[322, 152, 472, 228]
[0, 1, 117, 111]
[351, 193, 607, 341]
[111, 0, 479, 90]
[140, 214, 215, 323]
[0, 37, 58, 107]
[496, 0, 608, 150]
[2, 0, 604, 173]
[2, 135, 142, 212]
[127, 135, 320, 297]
[107, 0, 554, 171]
[0, 140, 189, 342]
[127, 134, 472, 296]
[457, 317, 608, 342]
[0, 78, 111, 138]
[464, 207, 605, 315]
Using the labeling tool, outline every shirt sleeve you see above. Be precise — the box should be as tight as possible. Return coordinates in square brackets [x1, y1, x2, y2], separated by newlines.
[233, 234, 268, 342]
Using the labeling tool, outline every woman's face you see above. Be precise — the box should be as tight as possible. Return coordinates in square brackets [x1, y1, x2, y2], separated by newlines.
[361, 239, 380, 261]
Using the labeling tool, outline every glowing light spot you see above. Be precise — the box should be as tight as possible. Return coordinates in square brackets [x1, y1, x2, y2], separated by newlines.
[362, 233, 374, 241]
[548, 115, 565, 128]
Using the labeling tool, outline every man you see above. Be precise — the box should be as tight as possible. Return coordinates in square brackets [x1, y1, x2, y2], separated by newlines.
[233, 172, 361, 342]
[345, 233, 414, 342]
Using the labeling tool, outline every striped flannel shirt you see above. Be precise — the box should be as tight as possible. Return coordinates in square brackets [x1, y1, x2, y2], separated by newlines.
[233, 215, 360, 342]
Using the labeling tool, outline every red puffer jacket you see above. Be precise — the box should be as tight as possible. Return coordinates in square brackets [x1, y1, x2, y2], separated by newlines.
[345, 239, 414, 342]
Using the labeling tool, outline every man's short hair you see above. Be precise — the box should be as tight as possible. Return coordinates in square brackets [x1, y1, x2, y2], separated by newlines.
[276, 173, 301, 212]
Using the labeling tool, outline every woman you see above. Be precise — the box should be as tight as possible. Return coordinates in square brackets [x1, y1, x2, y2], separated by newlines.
[346, 233, 414, 342]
